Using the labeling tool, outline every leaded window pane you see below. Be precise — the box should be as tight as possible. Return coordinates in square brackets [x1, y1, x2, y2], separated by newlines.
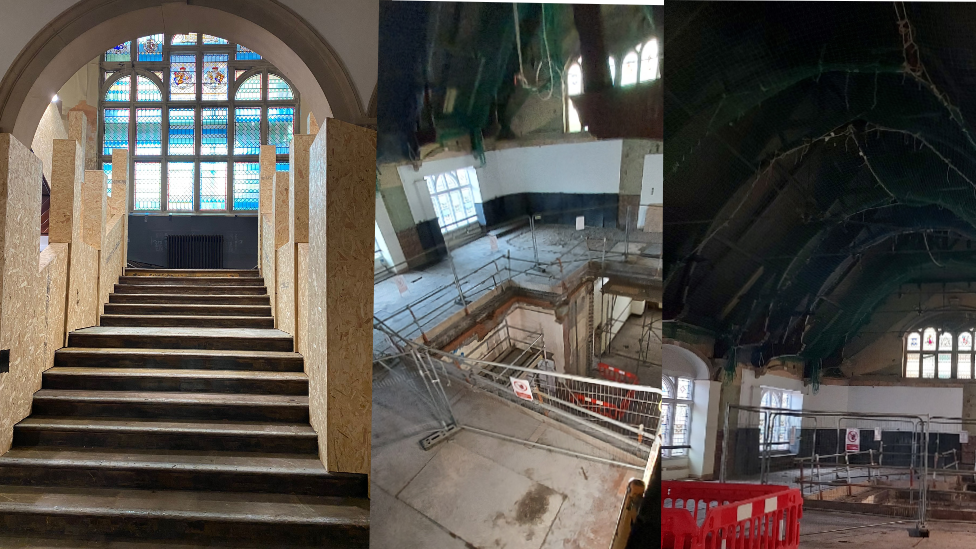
[170, 54, 196, 101]
[137, 35, 163, 61]
[234, 107, 262, 155]
[106, 42, 130, 62]
[200, 162, 227, 210]
[201, 54, 229, 101]
[103, 108, 129, 155]
[168, 108, 195, 155]
[268, 75, 294, 100]
[134, 162, 161, 210]
[135, 108, 162, 155]
[137, 76, 162, 102]
[233, 162, 260, 211]
[268, 107, 294, 154]
[105, 76, 131, 102]
[167, 162, 194, 211]
[201, 108, 228, 155]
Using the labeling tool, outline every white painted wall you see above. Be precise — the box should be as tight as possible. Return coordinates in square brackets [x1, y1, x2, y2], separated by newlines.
[505, 304, 566, 374]
[375, 193, 405, 270]
[738, 369, 805, 408]
[640, 153, 663, 205]
[690, 380, 720, 479]
[476, 140, 623, 201]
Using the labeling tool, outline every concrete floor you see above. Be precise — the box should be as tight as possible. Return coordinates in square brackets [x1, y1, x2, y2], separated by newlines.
[799, 510, 976, 548]
[374, 224, 660, 349]
[371, 362, 641, 549]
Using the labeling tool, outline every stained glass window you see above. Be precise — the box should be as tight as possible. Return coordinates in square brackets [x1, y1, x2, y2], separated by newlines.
[276, 162, 290, 172]
[922, 355, 936, 378]
[907, 332, 921, 351]
[639, 39, 659, 82]
[134, 162, 161, 210]
[103, 109, 129, 155]
[171, 33, 197, 45]
[167, 163, 194, 211]
[136, 76, 162, 102]
[105, 42, 130, 62]
[103, 162, 113, 197]
[906, 354, 920, 378]
[268, 75, 294, 100]
[236, 44, 261, 60]
[201, 54, 229, 101]
[923, 328, 937, 351]
[201, 108, 228, 155]
[135, 108, 162, 155]
[268, 107, 294, 154]
[620, 51, 639, 86]
[170, 54, 196, 101]
[100, 35, 297, 212]
[960, 354, 972, 380]
[234, 107, 261, 155]
[236, 74, 262, 100]
[200, 162, 227, 210]
[138, 35, 163, 61]
[105, 76, 131, 102]
[233, 162, 260, 210]
[168, 108, 195, 155]
[939, 353, 952, 379]
[961, 332, 973, 351]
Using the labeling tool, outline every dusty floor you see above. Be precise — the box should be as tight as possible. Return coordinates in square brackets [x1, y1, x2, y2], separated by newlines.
[374, 224, 660, 348]
[799, 510, 976, 548]
[371, 362, 642, 549]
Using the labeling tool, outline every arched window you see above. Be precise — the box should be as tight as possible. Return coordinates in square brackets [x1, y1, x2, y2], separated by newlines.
[100, 34, 299, 213]
[639, 39, 660, 82]
[565, 60, 583, 133]
[905, 327, 973, 379]
[620, 51, 639, 86]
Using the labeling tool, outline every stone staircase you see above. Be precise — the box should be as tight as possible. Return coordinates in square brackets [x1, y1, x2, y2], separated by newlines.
[0, 269, 369, 548]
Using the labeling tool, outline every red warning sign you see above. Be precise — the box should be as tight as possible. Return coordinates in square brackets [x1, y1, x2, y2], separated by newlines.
[510, 377, 533, 401]
[845, 428, 860, 452]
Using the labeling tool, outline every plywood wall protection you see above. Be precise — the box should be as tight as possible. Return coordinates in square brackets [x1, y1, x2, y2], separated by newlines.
[306, 119, 376, 475]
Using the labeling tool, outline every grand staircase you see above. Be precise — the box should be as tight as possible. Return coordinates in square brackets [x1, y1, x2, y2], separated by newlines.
[0, 269, 369, 548]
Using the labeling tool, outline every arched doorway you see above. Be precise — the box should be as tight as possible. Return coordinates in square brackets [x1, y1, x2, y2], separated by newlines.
[0, 0, 372, 147]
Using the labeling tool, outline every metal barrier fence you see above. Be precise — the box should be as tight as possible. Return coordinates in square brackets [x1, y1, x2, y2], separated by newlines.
[374, 320, 662, 467]
[374, 208, 660, 346]
[720, 405, 930, 533]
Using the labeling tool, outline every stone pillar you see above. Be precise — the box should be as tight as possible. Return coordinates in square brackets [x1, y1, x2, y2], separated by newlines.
[307, 119, 376, 474]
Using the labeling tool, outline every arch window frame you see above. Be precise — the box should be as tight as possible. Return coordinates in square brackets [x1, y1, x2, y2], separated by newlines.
[564, 37, 660, 133]
[99, 33, 300, 214]
[661, 374, 694, 459]
[905, 327, 974, 380]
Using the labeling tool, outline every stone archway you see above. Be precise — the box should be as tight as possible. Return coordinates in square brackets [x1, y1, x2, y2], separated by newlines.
[0, 0, 371, 147]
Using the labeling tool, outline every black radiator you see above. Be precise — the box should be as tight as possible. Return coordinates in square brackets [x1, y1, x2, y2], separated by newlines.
[167, 235, 223, 269]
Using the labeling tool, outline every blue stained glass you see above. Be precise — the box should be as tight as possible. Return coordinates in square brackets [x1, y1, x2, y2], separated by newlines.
[268, 107, 294, 154]
[170, 54, 196, 101]
[106, 42, 130, 62]
[235, 74, 262, 101]
[200, 162, 227, 210]
[135, 108, 162, 155]
[236, 44, 261, 60]
[103, 109, 129, 155]
[168, 108, 194, 155]
[167, 162, 194, 211]
[103, 162, 112, 197]
[136, 76, 161, 102]
[105, 76, 131, 102]
[276, 162, 289, 172]
[171, 33, 197, 45]
[234, 107, 261, 155]
[233, 162, 260, 210]
[201, 54, 229, 101]
[267, 75, 294, 100]
[137, 35, 163, 61]
[201, 108, 228, 155]
[203, 35, 228, 44]
[134, 162, 161, 210]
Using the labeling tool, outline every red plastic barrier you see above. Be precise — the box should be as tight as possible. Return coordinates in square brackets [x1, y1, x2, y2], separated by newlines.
[662, 481, 803, 549]
[598, 362, 640, 384]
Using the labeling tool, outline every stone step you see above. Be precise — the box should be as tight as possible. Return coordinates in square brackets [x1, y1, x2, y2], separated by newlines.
[125, 269, 261, 278]
[13, 418, 319, 454]
[114, 284, 268, 295]
[31, 390, 309, 423]
[109, 293, 271, 305]
[68, 327, 293, 352]
[0, 448, 364, 497]
[0, 485, 368, 547]
[103, 303, 273, 317]
[43, 368, 308, 395]
[54, 348, 304, 372]
[100, 314, 275, 329]
[118, 276, 266, 287]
